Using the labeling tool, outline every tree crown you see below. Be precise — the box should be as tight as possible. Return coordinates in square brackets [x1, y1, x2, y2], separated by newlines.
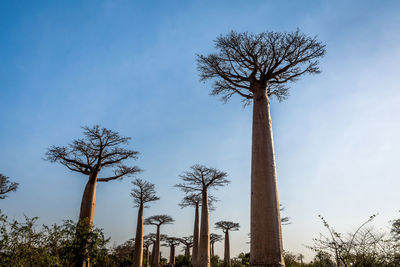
[210, 233, 223, 244]
[197, 29, 326, 103]
[179, 236, 193, 247]
[178, 192, 217, 210]
[175, 164, 229, 193]
[0, 174, 19, 199]
[45, 125, 141, 182]
[144, 215, 174, 227]
[130, 178, 159, 207]
[215, 220, 240, 232]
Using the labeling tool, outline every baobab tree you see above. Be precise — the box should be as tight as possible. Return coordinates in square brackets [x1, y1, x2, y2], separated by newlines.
[175, 164, 229, 267]
[131, 178, 159, 267]
[162, 236, 181, 265]
[179, 236, 193, 257]
[210, 233, 223, 257]
[197, 30, 325, 266]
[179, 193, 216, 267]
[143, 236, 153, 267]
[45, 125, 141, 225]
[0, 173, 19, 199]
[144, 233, 157, 267]
[144, 215, 174, 267]
[215, 221, 240, 267]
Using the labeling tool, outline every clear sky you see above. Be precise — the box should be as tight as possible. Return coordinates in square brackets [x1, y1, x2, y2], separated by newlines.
[1, 0, 400, 261]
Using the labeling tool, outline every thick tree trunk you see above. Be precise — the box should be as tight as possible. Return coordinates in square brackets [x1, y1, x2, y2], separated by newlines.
[211, 243, 214, 257]
[79, 174, 97, 224]
[250, 86, 284, 266]
[198, 190, 210, 267]
[170, 245, 175, 265]
[224, 231, 230, 267]
[192, 203, 200, 267]
[185, 247, 189, 257]
[133, 203, 144, 267]
[153, 226, 161, 267]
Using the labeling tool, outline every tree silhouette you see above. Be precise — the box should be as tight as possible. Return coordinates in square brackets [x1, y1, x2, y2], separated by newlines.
[45, 125, 141, 226]
[131, 179, 159, 267]
[179, 236, 193, 257]
[176, 164, 229, 267]
[215, 221, 240, 267]
[0, 174, 18, 199]
[209, 233, 223, 257]
[162, 236, 181, 265]
[197, 30, 325, 266]
[144, 215, 174, 267]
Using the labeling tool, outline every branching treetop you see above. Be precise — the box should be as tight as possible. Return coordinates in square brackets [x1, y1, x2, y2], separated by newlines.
[131, 178, 159, 207]
[197, 30, 326, 102]
[45, 125, 141, 182]
[162, 236, 181, 247]
[179, 236, 193, 247]
[0, 174, 19, 199]
[144, 215, 174, 227]
[143, 238, 153, 248]
[210, 233, 223, 244]
[175, 164, 229, 193]
[215, 221, 240, 233]
[144, 233, 159, 244]
[178, 192, 217, 210]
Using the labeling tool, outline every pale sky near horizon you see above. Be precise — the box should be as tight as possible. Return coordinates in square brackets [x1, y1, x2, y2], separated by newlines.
[1, 0, 400, 262]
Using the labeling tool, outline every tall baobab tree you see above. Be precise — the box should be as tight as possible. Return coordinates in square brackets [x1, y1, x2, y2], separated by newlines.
[0, 173, 19, 199]
[144, 215, 174, 267]
[131, 179, 159, 267]
[45, 125, 141, 225]
[143, 236, 153, 267]
[197, 30, 325, 266]
[175, 165, 229, 267]
[162, 236, 181, 265]
[209, 233, 223, 257]
[179, 193, 216, 267]
[215, 221, 240, 267]
[179, 236, 193, 257]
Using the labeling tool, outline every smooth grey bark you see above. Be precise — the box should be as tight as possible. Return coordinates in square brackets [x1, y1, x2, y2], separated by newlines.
[133, 204, 144, 267]
[198, 190, 210, 267]
[250, 86, 284, 266]
[153, 226, 161, 267]
[79, 174, 98, 224]
[192, 203, 200, 267]
[224, 231, 230, 267]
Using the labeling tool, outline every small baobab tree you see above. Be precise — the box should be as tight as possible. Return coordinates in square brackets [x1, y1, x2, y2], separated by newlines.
[175, 164, 229, 267]
[163, 236, 181, 265]
[210, 233, 223, 257]
[215, 221, 240, 267]
[197, 30, 325, 266]
[131, 179, 159, 267]
[144, 215, 174, 267]
[45, 125, 141, 225]
[179, 236, 193, 257]
[0, 173, 19, 199]
[179, 193, 216, 267]
[144, 233, 157, 266]
[143, 236, 153, 267]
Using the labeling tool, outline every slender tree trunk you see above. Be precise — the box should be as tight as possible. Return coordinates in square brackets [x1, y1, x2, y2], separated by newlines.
[153, 226, 161, 267]
[133, 203, 144, 267]
[79, 174, 97, 224]
[250, 85, 284, 267]
[151, 243, 156, 267]
[185, 246, 190, 257]
[145, 247, 150, 267]
[198, 189, 210, 267]
[192, 203, 200, 267]
[211, 243, 214, 257]
[170, 245, 175, 265]
[224, 231, 230, 267]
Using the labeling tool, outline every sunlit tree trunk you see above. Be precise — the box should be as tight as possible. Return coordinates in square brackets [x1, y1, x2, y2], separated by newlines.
[224, 231, 230, 267]
[193, 202, 200, 267]
[198, 190, 210, 267]
[250, 85, 284, 266]
[133, 203, 144, 267]
[153, 226, 161, 267]
[79, 174, 98, 224]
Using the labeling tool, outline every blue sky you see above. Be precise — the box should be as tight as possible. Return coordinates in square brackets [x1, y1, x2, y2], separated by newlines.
[1, 0, 400, 261]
